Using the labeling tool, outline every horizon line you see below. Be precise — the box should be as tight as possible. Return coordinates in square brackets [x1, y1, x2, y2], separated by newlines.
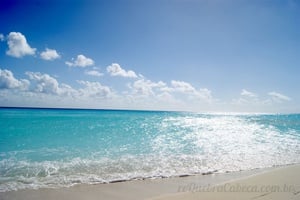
[0, 106, 299, 115]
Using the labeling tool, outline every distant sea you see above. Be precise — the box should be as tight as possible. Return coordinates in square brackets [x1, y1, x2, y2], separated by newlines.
[0, 107, 300, 192]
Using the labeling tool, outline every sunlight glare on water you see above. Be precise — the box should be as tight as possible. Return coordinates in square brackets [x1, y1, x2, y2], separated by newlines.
[0, 109, 300, 192]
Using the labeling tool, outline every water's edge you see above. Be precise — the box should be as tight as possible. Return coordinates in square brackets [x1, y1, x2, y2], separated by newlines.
[1, 108, 300, 192]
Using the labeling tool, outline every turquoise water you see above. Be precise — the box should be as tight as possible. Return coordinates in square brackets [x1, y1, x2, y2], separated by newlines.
[0, 108, 300, 192]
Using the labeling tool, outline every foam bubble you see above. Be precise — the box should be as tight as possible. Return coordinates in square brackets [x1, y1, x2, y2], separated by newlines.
[1, 113, 300, 192]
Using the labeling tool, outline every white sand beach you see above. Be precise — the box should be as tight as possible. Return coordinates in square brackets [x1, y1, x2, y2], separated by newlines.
[1, 164, 299, 200]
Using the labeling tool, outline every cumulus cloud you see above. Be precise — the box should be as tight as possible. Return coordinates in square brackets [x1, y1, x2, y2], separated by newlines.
[107, 63, 138, 78]
[65, 54, 94, 67]
[25, 71, 79, 97]
[0, 69, 29, 90]
[0, 34, 4, 41]
[231, 90, 293, 112]
[197, 88, 213, 101]
[1, 68, 112, 101]
[131, 79, 166, 96]
[6, 32, 36, 58]
[241, 89, 257, 98]
[128, 79, 214, 106]
[78, 81, 112, 98]
[85, 70, 103, 77]
[171, 80, 196, 93]
[40, 48, 61, 60]
[26, 72, 60, 94]
[268, 91, 291, 102]
[171, 80, 213, 102]
[58, 83, 78, 97]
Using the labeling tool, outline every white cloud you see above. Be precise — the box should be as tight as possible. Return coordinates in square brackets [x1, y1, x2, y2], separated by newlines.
[65, 54, 94, 67]
[0, 34, 4, 41]
[59, 83, 78, 97]
[1, 69, 112, 102]
[85, 70, 103, 77]
[268, 91, 291, 102]
[1, 65, 294, 112]
[26, 72, 60, 94]
[171, 80, 196, 93]
[78, 81, 113, 98]
[127, 79, 214, 110]
[6, 32, 36, 58]
[231, 90, 293, 113]
[241, 89, 257, 98]
[232, 89, 259, 108]
[197, 88, 213, 101]
[171, 80, 213, 102]
[107, 63, 137, 78]
[25, 72, 79, 97]
[131, 79, 166, 96]
[40, 48, 61, 60]
[0, 69, 29, 90]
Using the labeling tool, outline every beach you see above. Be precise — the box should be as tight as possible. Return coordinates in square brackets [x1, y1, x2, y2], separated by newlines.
[1, 109, 300, 199]
[1, 164, 300, 200]
[151, 164, 300, 200]
[2, 0, 300, 199]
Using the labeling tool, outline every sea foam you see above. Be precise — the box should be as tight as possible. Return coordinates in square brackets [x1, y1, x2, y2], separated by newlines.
[0, 108, 299, 192]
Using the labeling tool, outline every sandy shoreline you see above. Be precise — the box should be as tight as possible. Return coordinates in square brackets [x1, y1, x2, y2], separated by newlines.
[1, 165, 299, 200]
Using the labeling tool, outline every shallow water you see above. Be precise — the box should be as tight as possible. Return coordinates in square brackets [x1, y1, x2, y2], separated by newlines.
[0, 108, 300, 192]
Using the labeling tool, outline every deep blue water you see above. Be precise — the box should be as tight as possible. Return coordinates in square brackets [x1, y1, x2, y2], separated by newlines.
[0, 108, 300, 192]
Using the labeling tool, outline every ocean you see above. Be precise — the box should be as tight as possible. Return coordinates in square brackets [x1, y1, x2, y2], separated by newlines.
[0, 108, 300, 192]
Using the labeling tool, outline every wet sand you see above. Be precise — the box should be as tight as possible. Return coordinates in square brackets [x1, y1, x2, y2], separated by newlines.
[1, 165, 299, 200]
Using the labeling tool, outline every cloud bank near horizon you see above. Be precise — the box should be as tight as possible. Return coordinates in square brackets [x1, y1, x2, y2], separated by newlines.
[0, 32, 294, 113]
[0, 67, 292, 112]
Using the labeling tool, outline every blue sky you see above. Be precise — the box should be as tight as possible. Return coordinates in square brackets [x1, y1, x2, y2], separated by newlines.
[0, 0, 300, 113]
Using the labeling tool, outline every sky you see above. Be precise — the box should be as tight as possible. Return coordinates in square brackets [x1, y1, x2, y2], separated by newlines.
[0, 0, 300, 113]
